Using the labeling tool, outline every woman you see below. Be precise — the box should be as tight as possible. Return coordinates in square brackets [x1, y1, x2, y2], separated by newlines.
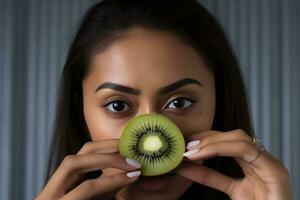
[36, 0, 292, 199]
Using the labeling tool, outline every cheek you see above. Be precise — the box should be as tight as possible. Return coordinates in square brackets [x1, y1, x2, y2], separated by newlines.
[175, 92, 216, 136]
[178, 109, 215, 136]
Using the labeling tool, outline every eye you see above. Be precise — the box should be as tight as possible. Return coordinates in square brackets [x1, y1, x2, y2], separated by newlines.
[104, 100, 131, 113]
[164, 97, 195, 110]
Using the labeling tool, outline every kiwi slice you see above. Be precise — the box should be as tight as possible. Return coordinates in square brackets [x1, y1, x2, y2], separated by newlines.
[118, 113, 185, 176]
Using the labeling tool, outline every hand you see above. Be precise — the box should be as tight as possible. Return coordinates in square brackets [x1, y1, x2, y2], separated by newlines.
[176, 129, 292, 200]
[36, 139, 141, 200]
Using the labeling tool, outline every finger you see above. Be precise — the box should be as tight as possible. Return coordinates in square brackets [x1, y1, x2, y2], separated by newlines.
[185, 130, 220, 141]
[185, 129, 252, 150]
[186, 130, 284, 170]
[45, 154, 140, 198]
[77, 139, 119, 155]
[183, 140, 276, 171]
[182, 156, 204, 165]
[61, 171, 140, 200]
[176, 162, 237, 196]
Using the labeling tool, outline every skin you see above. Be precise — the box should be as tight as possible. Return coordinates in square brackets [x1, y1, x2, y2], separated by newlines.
[36, 26, 292, 200]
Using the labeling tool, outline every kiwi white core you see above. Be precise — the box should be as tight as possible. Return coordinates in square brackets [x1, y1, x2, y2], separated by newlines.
[143, 135, 163, 152]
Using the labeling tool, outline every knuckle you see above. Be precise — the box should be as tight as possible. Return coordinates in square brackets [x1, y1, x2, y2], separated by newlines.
[239, 141, 252, 152]
[80, 142, 93, 154]
[61, 155, 77, 170]
[110, 153, 122, 162]
[235, 129, 247, 137]
[201, 172, 213, 184]
[239, 141, 254, 161]
[225, 180, 237, 197]
[111, 174, 128, 183]
[99, 155, 111, 167]
[98, 154, 119, 169]
[200, 136, 211, 146]
[80, 179, 96, 192]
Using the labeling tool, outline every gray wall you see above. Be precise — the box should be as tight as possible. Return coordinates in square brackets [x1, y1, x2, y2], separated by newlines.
[0, 0, 299, 199]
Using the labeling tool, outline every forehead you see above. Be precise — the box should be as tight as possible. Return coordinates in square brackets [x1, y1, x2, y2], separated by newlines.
[86, 27, 212, 90]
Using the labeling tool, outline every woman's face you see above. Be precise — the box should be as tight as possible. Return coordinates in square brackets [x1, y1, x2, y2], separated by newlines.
[82, 27, 215, 199]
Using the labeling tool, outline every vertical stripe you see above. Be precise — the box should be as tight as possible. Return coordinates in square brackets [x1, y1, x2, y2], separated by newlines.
[261, 0, 272, 151]
[249, 0, 260, 134]
[1, 1, 13, 199]
[25, 0, 38, 198]
[281, 0, 292, 174]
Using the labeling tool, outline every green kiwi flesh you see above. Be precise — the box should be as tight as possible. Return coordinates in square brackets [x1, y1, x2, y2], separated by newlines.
[118, 113, 185, 176]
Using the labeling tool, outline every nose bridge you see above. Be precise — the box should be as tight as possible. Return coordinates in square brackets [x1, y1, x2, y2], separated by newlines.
[143, 105, 158, 115]
[138, 95, 160, 115]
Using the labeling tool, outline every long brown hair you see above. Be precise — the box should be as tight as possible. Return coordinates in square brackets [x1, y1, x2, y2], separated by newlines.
[45, 0, 254, 199]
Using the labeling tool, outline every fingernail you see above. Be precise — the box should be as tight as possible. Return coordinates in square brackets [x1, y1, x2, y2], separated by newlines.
[183, 149, 199, 157]
[126, 158, 141, 168]
[186, 140, 200, 149]
[126, 170, 141, 177]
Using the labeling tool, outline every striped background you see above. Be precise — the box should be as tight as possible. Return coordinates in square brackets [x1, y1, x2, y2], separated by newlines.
[0, 0, 299, 199]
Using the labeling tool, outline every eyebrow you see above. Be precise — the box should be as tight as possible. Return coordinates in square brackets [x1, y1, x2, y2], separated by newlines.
[94, 78, 202, 95]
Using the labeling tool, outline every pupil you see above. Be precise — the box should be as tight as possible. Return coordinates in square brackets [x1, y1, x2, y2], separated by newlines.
[174, 98, 185, 108]
[113, 100, 124, 111]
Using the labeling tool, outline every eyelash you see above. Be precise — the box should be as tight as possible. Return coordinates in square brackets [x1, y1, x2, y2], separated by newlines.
[103, 97, 197, 113]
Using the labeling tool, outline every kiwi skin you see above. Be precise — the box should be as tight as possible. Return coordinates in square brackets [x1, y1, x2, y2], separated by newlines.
[118, 113, 185, 176]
